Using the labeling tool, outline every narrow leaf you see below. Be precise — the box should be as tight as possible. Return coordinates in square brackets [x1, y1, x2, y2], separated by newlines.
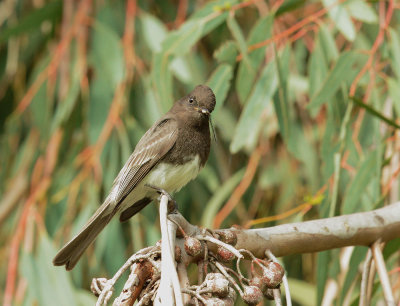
[202, 169, 245, 228]
[308, 51, 359, 111]
[214, 40, 238, 65]
[206, 64, 233, 114]
[236, 14, 273, 103]
[342, 149, 379, 214]
[323, 0, 355, 41]
[347, 0, 378, 24]
[0, 1, 62, 43]
[230, 62, 278, 153]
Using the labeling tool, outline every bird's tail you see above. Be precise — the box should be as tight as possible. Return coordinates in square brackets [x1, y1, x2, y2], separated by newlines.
[53, 202, 115, 270]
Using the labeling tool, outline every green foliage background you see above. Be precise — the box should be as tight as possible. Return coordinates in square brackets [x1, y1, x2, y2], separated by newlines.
[1, 0, 400, 305]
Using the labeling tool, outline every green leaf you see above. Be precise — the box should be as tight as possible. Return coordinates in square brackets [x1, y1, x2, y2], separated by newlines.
[389, 29, 400, 80]
[206, 64, 233, 114]
[29, 56, 52, 137]
[319, 24, 339, 62]
[317, 251, 331, 305]
[51, 62, 82, 132]
[21, 232, 79, 306]
[214, 40, 238, 65]
[202, 168, 245, 228]
[342, 149, 379, 214]
[308, 36, 328, 99]
[170, 56, 195, 84]
[340, 247, 368, 304]
[323, 0, 355, 41]
[273, 45, 291, 143]
[276, 0, 306, 16]
[308, 51, 360, 111]
[152, 8, 231, 109]
[139, 13, 168, 53]
[162, 20, 204, 57]
[191, 0, 237, 34]
[383, 238, 400, 260]
[236, 14, 273, 104]
[90, 21, 125, 88]
[88, 20, 124, 143]
[151, 52, 174, 111]
[227, 16, 249, 62]
[213, 107, 237, 142]
[287, 278, 316, 306]
[230, 62, 278, 153]
[388, 78, 400, 116]
[347, 0, 378, 24]
[0, 1, 62, 43]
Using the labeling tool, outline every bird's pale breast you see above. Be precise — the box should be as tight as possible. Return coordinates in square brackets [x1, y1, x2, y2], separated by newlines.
[144, 154, 202, 193]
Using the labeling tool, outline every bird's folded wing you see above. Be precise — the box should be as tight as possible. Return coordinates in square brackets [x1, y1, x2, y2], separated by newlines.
[110, 117, 178, 205]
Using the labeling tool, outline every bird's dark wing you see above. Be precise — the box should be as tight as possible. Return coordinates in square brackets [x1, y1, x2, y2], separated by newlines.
[110, 117, 178, 206]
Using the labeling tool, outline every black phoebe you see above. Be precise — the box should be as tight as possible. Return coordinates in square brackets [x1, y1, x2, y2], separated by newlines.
[53, 85, 216, 270]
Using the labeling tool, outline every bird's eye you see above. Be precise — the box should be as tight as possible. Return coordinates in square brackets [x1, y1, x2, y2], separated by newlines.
[189, 98, 194, 104]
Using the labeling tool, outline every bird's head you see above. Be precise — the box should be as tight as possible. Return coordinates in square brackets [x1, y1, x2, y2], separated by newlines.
[172, 85, 216, 126]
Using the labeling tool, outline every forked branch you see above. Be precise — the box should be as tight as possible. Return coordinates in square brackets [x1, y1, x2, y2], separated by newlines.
[92, 201, 400, 305]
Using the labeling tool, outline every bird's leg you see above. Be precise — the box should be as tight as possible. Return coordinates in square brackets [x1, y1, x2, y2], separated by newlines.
[144, 184, 178, 213]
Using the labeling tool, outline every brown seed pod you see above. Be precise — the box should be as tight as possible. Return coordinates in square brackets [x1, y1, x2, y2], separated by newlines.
[263, 288, 275, 300]
[242, 285, 263, 305]
[184, 236, 203, 257]
[216, 246, 236, 262]
[174, 246, 182, 262]
[261, 260, 285, 288]
[204, 273, 230, 298]
[216, 230, 238, 246]
[249, 275, 267, 292]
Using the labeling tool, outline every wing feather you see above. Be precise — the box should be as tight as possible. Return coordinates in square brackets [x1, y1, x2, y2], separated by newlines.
[109, 117, 178, 206]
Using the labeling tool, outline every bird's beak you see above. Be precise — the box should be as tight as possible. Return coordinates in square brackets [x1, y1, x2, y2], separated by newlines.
[199, 108, 210, 116]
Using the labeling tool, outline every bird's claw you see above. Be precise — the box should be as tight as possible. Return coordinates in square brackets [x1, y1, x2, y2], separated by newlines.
[145, 184, 178, 213]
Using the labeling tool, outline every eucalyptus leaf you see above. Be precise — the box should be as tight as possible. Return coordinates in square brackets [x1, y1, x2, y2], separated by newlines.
[206, 64, 233, 114]
[231, 62, 278, 153]
[323, 0, 355, 41]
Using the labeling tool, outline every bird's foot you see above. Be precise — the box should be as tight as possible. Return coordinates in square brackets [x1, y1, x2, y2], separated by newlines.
[145, 184, 178, 213]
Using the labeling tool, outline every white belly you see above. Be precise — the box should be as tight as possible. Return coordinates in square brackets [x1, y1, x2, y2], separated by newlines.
[144, 155, 202, 193]
[113, 155, 202, 212]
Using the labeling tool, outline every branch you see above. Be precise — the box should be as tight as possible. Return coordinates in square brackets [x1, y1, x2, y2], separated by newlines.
[94, 202, 400, 304]
[227, 202, 400, 258]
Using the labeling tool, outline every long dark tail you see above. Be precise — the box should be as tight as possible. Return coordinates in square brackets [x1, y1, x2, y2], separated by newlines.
[53, 203, 115, 270]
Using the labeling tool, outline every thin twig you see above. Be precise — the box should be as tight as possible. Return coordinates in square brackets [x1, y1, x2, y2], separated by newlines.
[359, 249, 373, 306]
[371, 240, 395, 305]
[181, 288, 208, 305]
[96, 252, 158, 305]
[196, 235, 243, 259]
[273, 288, 282, 306]
[214, 144, 265, 228]
[213, 261, 244, 296]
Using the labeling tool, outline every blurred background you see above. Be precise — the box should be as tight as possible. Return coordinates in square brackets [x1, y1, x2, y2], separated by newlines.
[1, 0, 400, 305]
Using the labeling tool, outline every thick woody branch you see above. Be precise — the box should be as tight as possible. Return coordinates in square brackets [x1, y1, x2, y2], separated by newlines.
[170, 202, 400, 258]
